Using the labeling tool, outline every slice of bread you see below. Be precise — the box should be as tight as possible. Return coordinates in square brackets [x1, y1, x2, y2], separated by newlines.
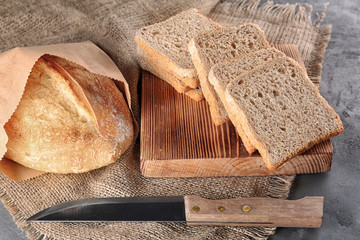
[208, 48, 285, 153]
[135, 8, 221, 89]
[189, 24, 270, 125]
[225, 57, 343, 170]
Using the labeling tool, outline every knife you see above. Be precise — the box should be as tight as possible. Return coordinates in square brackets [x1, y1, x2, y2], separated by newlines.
[27, 195, 323, 228]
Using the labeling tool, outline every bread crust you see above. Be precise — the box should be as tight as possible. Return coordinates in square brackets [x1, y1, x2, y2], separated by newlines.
[136, 36, 200, 88]
[208, 69, 256, 154]
[4, 55, 134, 173]
[137, 46, 190, 93]
[189, 39, 229, 125]
[137, 45, 203, 101]
[184, 87, 204, 102]
[135, 33, 195, 79]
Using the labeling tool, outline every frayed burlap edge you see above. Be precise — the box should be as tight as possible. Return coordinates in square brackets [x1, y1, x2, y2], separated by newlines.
[210, 0, 332, 87]
[308, 24, 332, 86]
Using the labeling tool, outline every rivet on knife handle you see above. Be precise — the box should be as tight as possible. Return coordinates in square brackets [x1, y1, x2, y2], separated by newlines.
[184, 195, 324, 228]
[242, 205, 251, 212]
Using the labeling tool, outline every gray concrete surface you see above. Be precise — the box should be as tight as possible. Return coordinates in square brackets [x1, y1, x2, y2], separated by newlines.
[0, 0, 359, 239]
[269, 1, 360, 239]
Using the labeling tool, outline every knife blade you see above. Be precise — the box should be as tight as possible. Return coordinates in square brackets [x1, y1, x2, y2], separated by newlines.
[27, 195, 324, 228]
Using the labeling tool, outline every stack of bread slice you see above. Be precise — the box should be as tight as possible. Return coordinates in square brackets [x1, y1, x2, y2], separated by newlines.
[190, 23, 343, 170]
[135, 8, 221, 101]
[136, 8, 343, 170]
[223, 57, 343, 169]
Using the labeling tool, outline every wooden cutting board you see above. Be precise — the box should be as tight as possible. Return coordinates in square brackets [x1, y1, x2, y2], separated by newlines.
[140, 45, 332, 178]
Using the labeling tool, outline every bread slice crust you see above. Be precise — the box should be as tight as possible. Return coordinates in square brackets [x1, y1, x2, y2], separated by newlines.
[136, 37, 199, 88]
[189, 39, 228, 125]
[138, 46, 203, 101]
[184, 86, 204, 101]
[137, 46, 190, 93]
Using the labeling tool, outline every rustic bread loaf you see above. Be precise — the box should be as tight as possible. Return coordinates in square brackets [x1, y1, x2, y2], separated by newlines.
[225, 57, 343, 170]
[208, 48, 285, 153]
[4, 55, 134, 173]
[135, 8, 221, 89]
[189, 24, 270, 125]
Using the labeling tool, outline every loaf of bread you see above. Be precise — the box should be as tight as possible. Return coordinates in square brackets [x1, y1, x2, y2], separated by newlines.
[4, 54, 134, 173]
[225, 57, 343, 169]
[135, 8, 221, 89]
[189, 24, 270, 125]
[208, 48, 285, 154]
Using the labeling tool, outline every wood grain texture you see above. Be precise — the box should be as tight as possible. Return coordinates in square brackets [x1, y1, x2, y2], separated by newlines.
[184, 195, 323, 228]
[140, 44, 333, 178]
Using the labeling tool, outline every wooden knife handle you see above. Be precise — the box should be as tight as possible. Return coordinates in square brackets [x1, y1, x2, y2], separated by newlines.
[184, 195, 323, 228]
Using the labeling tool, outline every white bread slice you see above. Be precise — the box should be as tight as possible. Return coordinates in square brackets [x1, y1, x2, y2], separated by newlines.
[135, 8, 221, 88]
[225, 57, 343, 170]
[189, 24, 270, 125]
[208, 48, 285, 154]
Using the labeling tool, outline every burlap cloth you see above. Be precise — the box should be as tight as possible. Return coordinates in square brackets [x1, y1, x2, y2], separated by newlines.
[0, 0, 331, 239]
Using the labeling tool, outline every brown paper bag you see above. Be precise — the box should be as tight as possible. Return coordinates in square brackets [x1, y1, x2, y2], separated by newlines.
[0, 41, 135, 181]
